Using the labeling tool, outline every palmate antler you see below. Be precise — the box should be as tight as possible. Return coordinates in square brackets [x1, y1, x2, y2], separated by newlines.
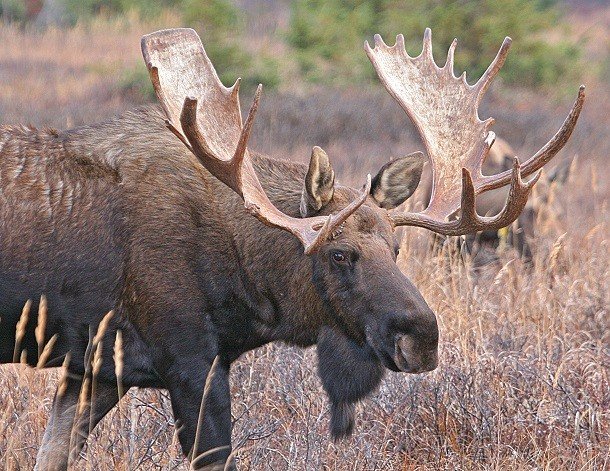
[141, 28, 370, 254]
[365, 29, 585, 235]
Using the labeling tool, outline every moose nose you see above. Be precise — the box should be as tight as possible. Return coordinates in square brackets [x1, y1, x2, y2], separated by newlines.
[393, 335, 438, 373]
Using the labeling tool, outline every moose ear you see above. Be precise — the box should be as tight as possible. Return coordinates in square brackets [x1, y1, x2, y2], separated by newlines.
[370, 152, 426, 209]
[300, 146, 335, 217]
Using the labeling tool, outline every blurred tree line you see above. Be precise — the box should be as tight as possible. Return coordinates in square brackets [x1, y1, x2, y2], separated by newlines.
[1, 0, 582, 92]
[288, 0, 581, 89]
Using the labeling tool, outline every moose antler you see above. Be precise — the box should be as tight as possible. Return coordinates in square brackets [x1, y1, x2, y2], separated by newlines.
[365, 29, 585, 235]
[141, 28, 370, 254]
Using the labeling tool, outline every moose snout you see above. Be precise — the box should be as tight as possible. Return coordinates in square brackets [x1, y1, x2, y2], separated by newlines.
[393, 334, 438, 374]
[364, 271, 440, 374]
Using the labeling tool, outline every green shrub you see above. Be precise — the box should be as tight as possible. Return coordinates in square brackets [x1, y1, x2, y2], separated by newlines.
[0, 0, 27, 22]
[288, 0, 582, 90]
[288, 0, 379, 84]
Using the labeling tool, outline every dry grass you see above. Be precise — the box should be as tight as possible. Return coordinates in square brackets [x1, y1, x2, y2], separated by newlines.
[0, 11, 609, 471]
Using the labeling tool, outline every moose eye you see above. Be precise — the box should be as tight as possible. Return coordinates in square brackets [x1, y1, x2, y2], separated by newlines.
[331, 251, 348, 264]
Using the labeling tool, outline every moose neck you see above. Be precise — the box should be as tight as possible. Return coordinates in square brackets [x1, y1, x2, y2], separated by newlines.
[226, 152, 332, 348]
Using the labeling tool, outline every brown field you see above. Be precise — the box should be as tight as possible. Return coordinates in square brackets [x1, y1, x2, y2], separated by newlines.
[0, 9, 608, 471]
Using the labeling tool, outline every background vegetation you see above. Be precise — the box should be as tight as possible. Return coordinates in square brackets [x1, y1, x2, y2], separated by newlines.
[0, 0, 590, 92]
[288, 0, 582, 88]
[0, 0, 608, 469]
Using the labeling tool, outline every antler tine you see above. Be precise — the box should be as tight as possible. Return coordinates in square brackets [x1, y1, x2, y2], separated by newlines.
[395, 34, 406, 52]
[230, 78, 241, 101]
[444, 38, 458, 74]
[178, 83, 263, 195]
[466, 158, 540, 232]
[234, 84, 262, 170]
[373, 33, 387, 50]
[474, 37, 512, 98]
[142, 28, 370, 255]
[478, 85, 586, 193]
[179, 96, 241, 192]
[421, 27, 434, 61]
[367, 29, 584, 237]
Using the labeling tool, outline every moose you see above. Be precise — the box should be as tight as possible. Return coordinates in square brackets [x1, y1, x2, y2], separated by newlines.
[0, 28, 583, 470]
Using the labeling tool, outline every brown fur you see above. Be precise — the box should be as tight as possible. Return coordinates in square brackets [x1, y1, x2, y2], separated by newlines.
[0, 106, 438, 469]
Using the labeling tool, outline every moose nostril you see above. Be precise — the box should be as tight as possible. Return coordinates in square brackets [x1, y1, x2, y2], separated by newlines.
[395, 335, 415, 357]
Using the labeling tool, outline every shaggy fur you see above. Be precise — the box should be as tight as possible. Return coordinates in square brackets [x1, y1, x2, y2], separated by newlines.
[0, 106, 438, 469]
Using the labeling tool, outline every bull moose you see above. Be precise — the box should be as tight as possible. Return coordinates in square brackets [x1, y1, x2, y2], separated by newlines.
[0, 28, 584, 470]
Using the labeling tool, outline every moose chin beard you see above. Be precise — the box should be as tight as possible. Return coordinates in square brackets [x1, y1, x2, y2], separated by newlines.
[317, 327, 385, 439]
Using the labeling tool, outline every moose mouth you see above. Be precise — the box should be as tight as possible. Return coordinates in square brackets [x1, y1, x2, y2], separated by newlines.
[375, 347, 404, 372]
